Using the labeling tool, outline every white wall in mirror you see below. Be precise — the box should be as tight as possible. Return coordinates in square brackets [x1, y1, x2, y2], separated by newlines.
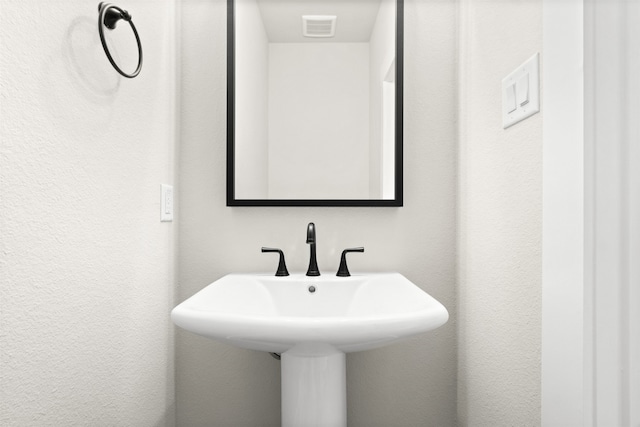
[234, 0, 396, 200]
[235, 0, 269, 198]
[268, 43, 369, 199]
[369, 0, 396, 199]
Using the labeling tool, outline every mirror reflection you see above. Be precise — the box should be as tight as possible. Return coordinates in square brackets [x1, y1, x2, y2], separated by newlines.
[229, 0, 402, 206]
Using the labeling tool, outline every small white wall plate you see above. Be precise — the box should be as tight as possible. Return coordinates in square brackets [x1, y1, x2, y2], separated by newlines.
[161, 184, 173, 222]
[502, 53, 540, 129]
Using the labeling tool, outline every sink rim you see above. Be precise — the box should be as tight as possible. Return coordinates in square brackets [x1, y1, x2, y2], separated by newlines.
[171, 272, 449, 353]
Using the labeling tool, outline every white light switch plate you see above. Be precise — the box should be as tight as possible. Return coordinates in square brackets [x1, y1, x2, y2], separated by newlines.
[502, 53, 540, 129]
[161, 184, 173, 222]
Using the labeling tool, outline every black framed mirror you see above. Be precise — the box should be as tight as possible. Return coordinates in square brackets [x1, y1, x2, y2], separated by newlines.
[227, 0, 403, 207]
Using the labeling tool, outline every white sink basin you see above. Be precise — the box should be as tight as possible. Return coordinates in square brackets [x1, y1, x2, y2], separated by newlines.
[172, 273, 448, 427]
[171, 273, 448, 353]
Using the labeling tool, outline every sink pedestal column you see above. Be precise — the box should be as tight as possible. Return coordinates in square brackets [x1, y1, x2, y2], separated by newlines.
[281, 344, 346, 427]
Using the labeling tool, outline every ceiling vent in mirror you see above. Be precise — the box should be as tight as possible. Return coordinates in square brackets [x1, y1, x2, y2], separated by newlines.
[302, 15, 337, 38]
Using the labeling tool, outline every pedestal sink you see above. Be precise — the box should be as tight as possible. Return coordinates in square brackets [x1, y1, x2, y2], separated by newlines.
[171, 273, 448, 427]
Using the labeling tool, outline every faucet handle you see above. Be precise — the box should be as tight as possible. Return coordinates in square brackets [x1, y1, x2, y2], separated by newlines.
[336, 247, 364, 277]
[261, 247, 289, 277]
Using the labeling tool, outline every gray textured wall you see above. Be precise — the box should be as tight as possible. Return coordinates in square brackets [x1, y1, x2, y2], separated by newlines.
[457, 0, 542, 425]
[0, 0, 178, 425]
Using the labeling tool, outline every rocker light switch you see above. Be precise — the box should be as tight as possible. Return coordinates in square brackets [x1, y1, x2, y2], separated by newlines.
[517, 74, 530, 106]
[506, 83, 517, 113]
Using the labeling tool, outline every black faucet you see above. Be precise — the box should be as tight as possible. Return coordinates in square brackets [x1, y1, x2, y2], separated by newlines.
[261, 247, 289, 276]
[306, 222, 320, 276]
[336, 247, 364, 277]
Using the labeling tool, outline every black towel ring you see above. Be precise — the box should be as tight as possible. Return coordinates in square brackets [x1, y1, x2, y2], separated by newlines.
[98, 2, 143, 78]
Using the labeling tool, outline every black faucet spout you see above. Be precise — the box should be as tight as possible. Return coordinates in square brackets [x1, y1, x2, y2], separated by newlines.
[306, 222, 320, 276]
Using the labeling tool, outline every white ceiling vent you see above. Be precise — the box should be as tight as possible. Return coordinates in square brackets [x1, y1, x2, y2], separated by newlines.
[302, 15, 337, 38]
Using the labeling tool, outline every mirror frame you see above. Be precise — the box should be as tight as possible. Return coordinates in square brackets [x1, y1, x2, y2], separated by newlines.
[227, 0, 403, 207]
